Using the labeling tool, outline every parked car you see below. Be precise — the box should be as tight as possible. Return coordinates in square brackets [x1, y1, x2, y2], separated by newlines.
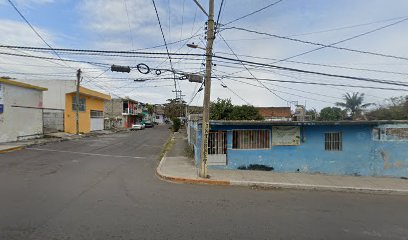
[144, 120, 154, 128]
[131, 123, 145, 130]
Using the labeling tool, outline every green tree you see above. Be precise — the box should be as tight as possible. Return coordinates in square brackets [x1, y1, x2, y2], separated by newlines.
[209, 98, 263, 120]
[209, 98, 233, 120]
[145, 103, 155, 115]
[319, 107, 344, 121]
[164, 98, 185, 119]
[336, 92, 373, 120]
[366, 96, 408, 120]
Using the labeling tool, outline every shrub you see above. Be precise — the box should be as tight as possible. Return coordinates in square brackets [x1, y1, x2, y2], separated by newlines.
[172, 118, 181, 132]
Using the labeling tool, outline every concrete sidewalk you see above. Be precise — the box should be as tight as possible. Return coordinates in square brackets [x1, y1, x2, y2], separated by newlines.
[157, 130, 408, 195]
[0, 129, 127, 154]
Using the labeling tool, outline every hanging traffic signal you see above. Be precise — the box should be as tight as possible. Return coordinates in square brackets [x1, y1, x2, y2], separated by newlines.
[111, 65, 131, 73]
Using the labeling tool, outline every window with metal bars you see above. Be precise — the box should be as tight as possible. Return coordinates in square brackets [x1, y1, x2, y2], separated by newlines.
[232, 129, 270, 149]
[324, 132, 342, 151]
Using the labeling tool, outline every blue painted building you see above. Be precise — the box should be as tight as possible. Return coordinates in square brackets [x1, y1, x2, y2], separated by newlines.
[188, 119, 408, 178]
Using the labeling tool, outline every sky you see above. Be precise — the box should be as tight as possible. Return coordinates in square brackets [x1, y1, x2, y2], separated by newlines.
[0, 0, 407, 111]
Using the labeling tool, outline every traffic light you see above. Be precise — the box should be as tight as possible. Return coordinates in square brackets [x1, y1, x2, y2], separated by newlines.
[111, 65, 131, 73]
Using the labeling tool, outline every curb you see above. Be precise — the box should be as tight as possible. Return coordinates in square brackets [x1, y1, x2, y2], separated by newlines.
[156, 157, 408, 195]
[229, 180, 408, 195]
[156, 156, 230, 186]
[0, 146, 25, 154]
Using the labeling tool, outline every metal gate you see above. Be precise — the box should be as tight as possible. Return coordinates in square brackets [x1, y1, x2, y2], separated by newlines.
[90, 110, 104, 131]
[208, 131, 227, 166]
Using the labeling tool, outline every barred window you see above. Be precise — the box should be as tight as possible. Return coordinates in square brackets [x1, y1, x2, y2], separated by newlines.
[72, 96, 86, 112]
[325, 132, 342, 151]
[232, 130, 270, 149]
[90, 110, 103, 118]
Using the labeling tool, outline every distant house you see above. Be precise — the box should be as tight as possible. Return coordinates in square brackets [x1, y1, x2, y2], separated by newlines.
[256, 107, 292, 121]
[105, 98, 143, 129]
[188, 119, 408, 178]
[19, 79, 111, 134]
[154, 105, 165, 124]
[0, 78, 47, 142]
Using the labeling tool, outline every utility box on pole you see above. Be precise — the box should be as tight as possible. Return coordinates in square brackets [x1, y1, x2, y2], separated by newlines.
[187, 73, 203, 83]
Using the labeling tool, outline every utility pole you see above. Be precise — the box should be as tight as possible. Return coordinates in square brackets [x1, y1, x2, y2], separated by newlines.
[76, 69, 81, 135]
[199, 0, 214, 178]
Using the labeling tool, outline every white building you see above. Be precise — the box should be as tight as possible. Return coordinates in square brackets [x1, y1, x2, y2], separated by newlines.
[18, 79, 75, 109]
[0, 78, 47, 143]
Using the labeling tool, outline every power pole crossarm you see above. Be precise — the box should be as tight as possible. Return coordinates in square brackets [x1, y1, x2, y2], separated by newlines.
[199, 0, 214, 178]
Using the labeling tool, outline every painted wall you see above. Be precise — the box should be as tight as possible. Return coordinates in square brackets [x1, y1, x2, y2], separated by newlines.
[19, 79, 75, 109]
[64, 93, 105, 134]
[0, 83, 44, 142]
[191, 122, 408, 178]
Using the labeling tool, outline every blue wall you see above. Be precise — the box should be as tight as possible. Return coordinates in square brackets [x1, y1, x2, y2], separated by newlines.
[190, 122, 408, 178]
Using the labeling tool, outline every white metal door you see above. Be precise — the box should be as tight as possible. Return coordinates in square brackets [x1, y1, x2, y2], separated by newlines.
[90, 110, 104, 131]
[207, 131, 227, 166]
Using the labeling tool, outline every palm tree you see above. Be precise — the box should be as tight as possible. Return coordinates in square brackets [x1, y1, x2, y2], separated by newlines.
[336, 92, 373, 120]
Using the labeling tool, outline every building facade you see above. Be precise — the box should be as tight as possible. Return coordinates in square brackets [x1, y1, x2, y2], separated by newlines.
[104, 98, 144, 129]
[19, 79, 110, 134]
[0, 78, 47, 142]
[188, 120, 408, 178]
[64, 87, 110, 133]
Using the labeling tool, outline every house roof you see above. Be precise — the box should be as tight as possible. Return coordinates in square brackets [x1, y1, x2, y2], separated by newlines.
[67, 86, 111, 100]
[0, 78, 48, 91]
[256, 107, 291, 118]
[208, 120, 408, 126]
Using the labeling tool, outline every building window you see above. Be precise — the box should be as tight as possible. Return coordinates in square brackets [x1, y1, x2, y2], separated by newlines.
[72, 96, 86, 111]
[232, 129, 270, 149]
[90, 110, 103, 118]
[385, 128, 408, 141]
[325, 132, 342, 151]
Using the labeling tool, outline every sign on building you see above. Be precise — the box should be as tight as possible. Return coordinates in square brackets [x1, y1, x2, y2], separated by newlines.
[272, 126, 300, 146]
[0, 83, 4, 114]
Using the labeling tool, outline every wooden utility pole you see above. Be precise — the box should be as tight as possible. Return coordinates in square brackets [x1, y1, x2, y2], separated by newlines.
[199, 0, 214, 178]
[76, 69, 81, 135]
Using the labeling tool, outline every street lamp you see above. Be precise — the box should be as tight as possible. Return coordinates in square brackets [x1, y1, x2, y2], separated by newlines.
[187, 43, 206, 51]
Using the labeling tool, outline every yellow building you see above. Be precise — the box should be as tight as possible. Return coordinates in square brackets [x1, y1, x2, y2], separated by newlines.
[64, 87, 111, 134]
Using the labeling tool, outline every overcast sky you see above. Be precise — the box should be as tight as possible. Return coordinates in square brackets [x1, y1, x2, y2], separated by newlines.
[0, 0, 407, 110]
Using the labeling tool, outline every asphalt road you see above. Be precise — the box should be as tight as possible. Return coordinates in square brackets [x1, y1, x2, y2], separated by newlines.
[0, 125, 407, 240]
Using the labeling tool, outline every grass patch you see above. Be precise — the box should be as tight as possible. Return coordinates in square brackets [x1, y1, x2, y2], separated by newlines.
[184, 144, 195, 159]
[158, 133, 175, 161]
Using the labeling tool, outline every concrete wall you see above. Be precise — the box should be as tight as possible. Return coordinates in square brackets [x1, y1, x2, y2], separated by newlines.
[0, 83, 43, 142]
[18, 79, 75, 109]
[192, 122, 408, 178]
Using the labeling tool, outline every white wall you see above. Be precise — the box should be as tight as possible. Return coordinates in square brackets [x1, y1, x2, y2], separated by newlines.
[18, 80, 76, 109]
[0, 83, 44, 143]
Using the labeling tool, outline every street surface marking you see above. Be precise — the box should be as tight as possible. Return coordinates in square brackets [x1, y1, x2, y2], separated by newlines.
[27, 148, 145, 159]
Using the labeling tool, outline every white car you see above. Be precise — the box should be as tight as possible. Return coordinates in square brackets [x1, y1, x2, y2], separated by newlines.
[131, 123, 145, 130]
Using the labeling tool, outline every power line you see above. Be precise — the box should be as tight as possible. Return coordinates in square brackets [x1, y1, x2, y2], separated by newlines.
[213, 51, 408, 76]
[223, 17, 408, 62]
[218, 33, 289, 103]
[213, 55, 408, 87]
[217, 75, 408, 91]
[123, 0, 135, 51]
[7, 0, 72, 68]
[3, 44, 407, 87]
[286, 15, 408, 37]
[222, 0, 284, 26]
